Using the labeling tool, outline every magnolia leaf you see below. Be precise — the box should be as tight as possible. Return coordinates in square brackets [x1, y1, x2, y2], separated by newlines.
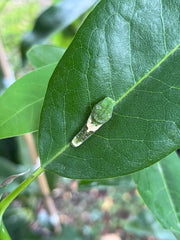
[39, 0, 180, 179]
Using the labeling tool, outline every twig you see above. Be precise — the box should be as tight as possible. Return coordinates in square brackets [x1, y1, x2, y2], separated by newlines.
[24, 134, 61, 233]
[0, 38, 12, 79]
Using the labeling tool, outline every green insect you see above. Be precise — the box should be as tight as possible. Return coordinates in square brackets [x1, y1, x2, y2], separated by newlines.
[71, 97, 115, 147]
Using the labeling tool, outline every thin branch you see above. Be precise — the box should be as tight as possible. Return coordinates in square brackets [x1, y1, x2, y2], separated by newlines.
[0, 38, 12, 79]
[24, 134, 61, 233]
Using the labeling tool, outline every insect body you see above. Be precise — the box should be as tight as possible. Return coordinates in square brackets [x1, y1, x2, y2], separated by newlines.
[71, 97, 115, 147]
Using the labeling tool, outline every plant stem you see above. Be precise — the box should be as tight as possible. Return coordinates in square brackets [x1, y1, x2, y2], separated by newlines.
[0, 167, 44, 218]
[0, 221, 11, 240]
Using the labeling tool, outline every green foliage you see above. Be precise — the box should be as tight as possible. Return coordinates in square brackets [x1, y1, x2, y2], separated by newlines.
[125, 209, 177, 240]
[78, 175, 134, 191]
[133, 152, 180, 233]
[0, 64, 56, 139]
[38, 0, 180, 179]
[0, 0, 180, 239]
[27, 45, 65, 68]
[0, 158, 20, 199]
[0, 0, 39, 68]
[20, 0, 99, 61]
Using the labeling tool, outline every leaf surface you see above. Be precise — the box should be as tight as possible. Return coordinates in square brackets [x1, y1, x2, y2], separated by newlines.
[27, 45, 65, 68]
[0, 64, 56, 139]
[39, 0, 180, 179]
[133, 152, 180, 233]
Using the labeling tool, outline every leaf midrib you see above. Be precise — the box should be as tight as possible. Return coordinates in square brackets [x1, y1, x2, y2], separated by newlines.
[115, 42, 180, 105]
[0, 98, 44, 129]
[43, 42, 180, 166]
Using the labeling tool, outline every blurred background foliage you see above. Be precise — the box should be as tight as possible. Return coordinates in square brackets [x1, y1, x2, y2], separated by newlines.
[0, 0, 177, 239]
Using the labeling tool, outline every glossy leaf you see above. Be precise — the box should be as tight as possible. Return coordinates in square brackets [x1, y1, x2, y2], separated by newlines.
[133, 152, 180, 233]
[20, 0, 99, 60]
[0, 64, 56, 139]
[39, 0, 180, 179]
[27, 45, 65, 68]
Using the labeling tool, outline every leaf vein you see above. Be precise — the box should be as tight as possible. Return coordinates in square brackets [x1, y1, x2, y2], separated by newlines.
[0, 97, 44, 128]
[159, 0, 168, 53]
[115, 42, 180, 105]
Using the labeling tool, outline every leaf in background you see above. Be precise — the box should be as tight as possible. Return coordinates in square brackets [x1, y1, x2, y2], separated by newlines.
[0, 157, 18, 178]
[0, 169, 30, 200]
[39, 0, 180, 179]
[133, 152, 180, 233]
[0, 138, 19, 164]
[0, 63, 56, 139]
[20, 0, 99, 61]
[0, 158, 23, 199]
[78, 175, 134, 192]
[0, 169, 29, 188]
[27, 45, 65, 68]
[125, 209, 177, 240]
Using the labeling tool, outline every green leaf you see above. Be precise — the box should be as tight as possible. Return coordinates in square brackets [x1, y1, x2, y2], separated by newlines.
[133, 152, 180, 233]
[0, 158, 18, 178]
[0, 64, 56, 139]
[125, 209, 177, 240]
[27, 44, 65, 68]
[39, 0, 180, 179]
[20, 0, 99, 61]
[0, 158, 23, 200]
[78, 175, 134, 191]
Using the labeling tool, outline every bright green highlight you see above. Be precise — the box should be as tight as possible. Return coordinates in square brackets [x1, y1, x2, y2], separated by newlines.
[91, 97, 115, 125]
[0, 221, 11, 240]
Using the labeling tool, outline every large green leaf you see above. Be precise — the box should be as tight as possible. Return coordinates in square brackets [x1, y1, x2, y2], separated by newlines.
[0, 64, 56, 139]
[39, 0, 180, 179]
[20, 0, 99, 61]
[27, 45, 65, 68]
[133, 152, 180, 233]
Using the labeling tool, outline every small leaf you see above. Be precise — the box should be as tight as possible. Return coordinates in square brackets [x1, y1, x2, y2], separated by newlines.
[133, 152, 180, 233]
[27, 45, 65, 68]
[39, 0, 180, 179]
[0, 63, 56, 139]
